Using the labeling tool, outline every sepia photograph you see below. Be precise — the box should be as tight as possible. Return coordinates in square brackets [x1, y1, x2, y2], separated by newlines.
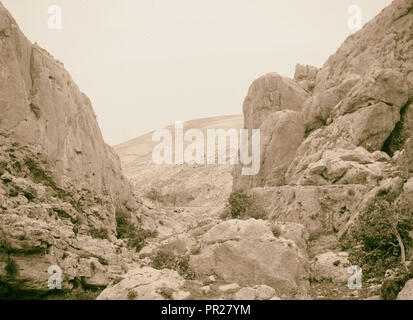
[0, 0, 412, 310]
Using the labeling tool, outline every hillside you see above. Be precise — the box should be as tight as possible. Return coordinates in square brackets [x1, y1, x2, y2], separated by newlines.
[115, 115, 243, 207]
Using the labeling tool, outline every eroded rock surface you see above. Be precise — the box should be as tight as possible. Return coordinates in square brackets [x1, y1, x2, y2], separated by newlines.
[189, 219, 310, 299]
[0, 2, 142, 297]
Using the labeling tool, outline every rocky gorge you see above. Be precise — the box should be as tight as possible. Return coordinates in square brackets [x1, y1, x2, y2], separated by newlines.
[1, 0, 413, 301]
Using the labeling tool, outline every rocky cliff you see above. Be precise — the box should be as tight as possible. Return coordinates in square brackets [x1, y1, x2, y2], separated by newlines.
[234, 0, 413, 235]
[0, 2, 143, 298]
[230, 0, 413, 299]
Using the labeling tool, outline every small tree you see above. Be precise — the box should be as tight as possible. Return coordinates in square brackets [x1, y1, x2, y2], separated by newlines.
[225, 191, 267, 220]
[349, 196, 413, 277]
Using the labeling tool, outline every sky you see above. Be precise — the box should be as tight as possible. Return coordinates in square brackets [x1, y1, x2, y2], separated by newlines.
[2, 0, 393, 145]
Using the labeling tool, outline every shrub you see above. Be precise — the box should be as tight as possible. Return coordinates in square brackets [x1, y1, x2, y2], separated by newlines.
[24, 158, 65, 199]
[151, 251, 195, 280]
[8, 189, 18, 197]
[158, 288, 173, 300]
[128, 228, 158, 252]
[145, 187, 194, 207]
[145, 187, 164, 203]
[29, 103, 41, 119]
[115, 208, 157, 252]
[5, 257, 18, 278]
[272, 226, 281, 238]
[112, 277, 123, 285]
[225, 191, 267, 220]
[127, 290, 137, 300]
[348, 197, 413, 278]
[89, 227, 109, 240]
[115, 209, 134, 239]
[23, 187, 37, 200]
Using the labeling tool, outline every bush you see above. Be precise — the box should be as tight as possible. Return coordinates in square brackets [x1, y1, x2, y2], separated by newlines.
[158, 288, 173, 300]
[115, 209, 157, 252]
[89, 227, 109, 240]
[128, 228, 158, 252]
[348, 197, 413, 278]
[127, 290, 137, 300]
[225, 191, 267, 220]
[115, 209, 134, 239]
[151, 251, 195, 280]
[145, 187, 194, 207]
[5, 258, 18, 278]
[29, 103, 41, 119]
[145, 187, 164, 203]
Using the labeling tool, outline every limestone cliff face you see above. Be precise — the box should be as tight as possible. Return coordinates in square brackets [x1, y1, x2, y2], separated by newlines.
[0, 2, 141, 296]
[233, 0, 413, 236]
[0, 2, 135, 212]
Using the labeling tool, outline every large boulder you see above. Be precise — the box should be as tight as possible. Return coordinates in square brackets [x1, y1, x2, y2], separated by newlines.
[310, 251, 350, 283]
[96, 267, 187, 300]
[242, 73, 310, 130]
[189, 219, 309, 299]
[234, 110, 305, 190]
[233, 73, 309, 191]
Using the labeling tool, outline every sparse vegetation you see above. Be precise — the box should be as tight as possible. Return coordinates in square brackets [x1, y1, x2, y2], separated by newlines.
[89, 227, 109, 240]
[115, 209, 134, 239]
[151, 251, 195, 280]
[158, 288, 173, 300]
[22, 187, 37, 201]
[115, 209, 157, 252]
[222, 190, 267, 220]
[145, 187, 194, 207]
[128, 228, 158, 252]
[127, 290, 137, 300]
[112, 277, 123, 285]
[24, 158, 65, 199]
[29, 103, 41, 119]
[271, 226, 281, 238]
[347, 196, 413, 279]
[8, 189, 18, 197]
[5, 257, 18, 278]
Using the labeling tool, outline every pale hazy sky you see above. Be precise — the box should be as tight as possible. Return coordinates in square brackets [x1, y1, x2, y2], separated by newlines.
[2, 0, 393, 145]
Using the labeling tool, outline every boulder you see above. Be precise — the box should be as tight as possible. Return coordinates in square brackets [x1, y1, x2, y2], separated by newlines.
[255, 285, 276, 300]
[189, 219, 309, 299]
[234, 287, 256, 300]
[233, 110, 305, 190]
[310, 251, 350, 283]
[97, 267, 186, 300]
[243, 73, 310, 130]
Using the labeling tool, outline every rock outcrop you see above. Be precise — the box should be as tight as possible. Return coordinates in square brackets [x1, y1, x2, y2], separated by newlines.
[230, 0, 413, 300]
[189, 219, 310, 299]
[97, 267, 188, 300]
[0, 1, 141, 297]
[235, 0, 413, 192]
[233, 0, 413, 238]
